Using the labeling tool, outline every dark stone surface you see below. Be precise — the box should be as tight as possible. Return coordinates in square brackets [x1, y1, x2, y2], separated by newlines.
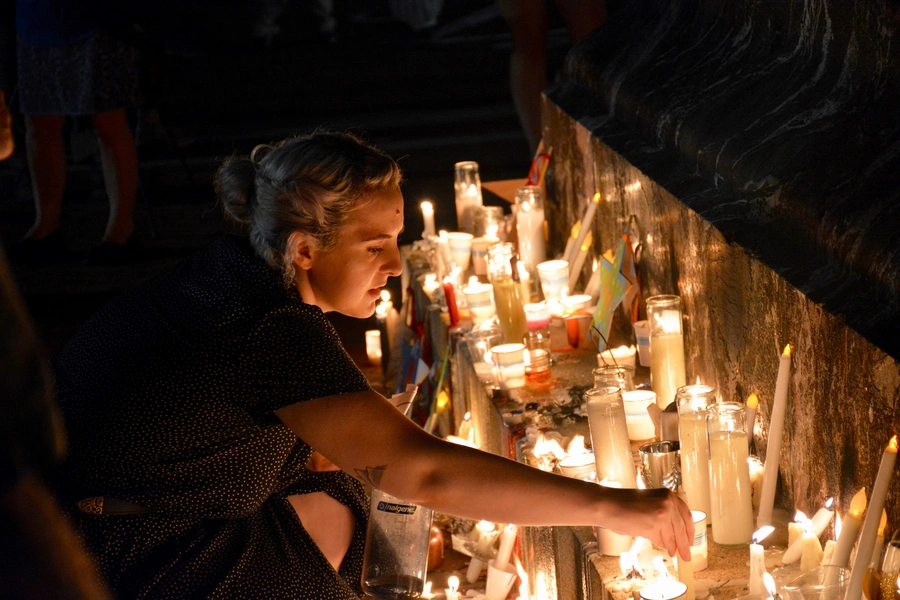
[541, 0, 900, 531]
[547, 0, 900, 360]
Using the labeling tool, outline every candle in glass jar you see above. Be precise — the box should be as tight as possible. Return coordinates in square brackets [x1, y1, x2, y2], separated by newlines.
[585, 386, 637, 488]
[646, 296, 686, 410]
[707, 402, 754, 546]
[676, 384, 714, 518]
[454, 161, 482, 234]
[515, 186, 546, 272]
[487, 243, 527, 343]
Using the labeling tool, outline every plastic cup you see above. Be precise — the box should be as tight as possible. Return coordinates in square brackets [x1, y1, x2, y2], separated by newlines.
[557, 453, 596, 480]
[536, 259, 568, 301]
[633, 319, 651, 366]
[690, 511, 708, 572]
[448, 232, 474, 271]
[485, 559, 518, 600]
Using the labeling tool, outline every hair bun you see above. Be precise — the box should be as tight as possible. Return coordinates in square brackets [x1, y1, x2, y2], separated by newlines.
[215, 155, 257, 225]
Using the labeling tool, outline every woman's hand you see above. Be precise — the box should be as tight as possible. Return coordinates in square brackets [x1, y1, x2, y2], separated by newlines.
[602, 487, 695, 561]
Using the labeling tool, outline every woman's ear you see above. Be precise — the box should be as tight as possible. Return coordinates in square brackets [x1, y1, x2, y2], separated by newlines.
[287, 231, 315, 271]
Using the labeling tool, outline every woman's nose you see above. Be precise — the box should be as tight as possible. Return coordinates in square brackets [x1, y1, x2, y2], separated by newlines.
[383, 242, 403, 277]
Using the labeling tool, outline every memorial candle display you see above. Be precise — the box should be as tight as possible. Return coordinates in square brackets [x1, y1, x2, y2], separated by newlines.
[514, 186, 546, 272]
[585, 386, 638, 488]
[757, 343, 792, 528]
[486, 243, 527, 343]
[707, 402, 754, 546]
[646, 295, 686, 409]
[454, 160, 482, 234]
[847, 435, 898, 600]
[675, 384, 715, 518]
[421, 200, 436, 238]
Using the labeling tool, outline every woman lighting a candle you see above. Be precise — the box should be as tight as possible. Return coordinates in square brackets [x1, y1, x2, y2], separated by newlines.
[52, 132, 693, 599]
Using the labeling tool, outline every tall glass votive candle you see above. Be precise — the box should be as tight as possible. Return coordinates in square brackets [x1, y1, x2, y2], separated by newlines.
[447, 232, 474, 272]
[474, 205, 505, 239]
[514, 186, 546, 273]
[454, 161, 483, 234]
[646, 295, 686, 409]
[490, 343, 526, 390]
[471, 236, 499, 278]
[536, 259, 568, 304]
[675, 384, 714, 520]
[585, 386, 637, 488]
[592, 365, 636, 391]
[707, 402, 754, 546]
[487, 243, 527, 343]
[622, 390, 657, 442]
[463, 282, 495, 326]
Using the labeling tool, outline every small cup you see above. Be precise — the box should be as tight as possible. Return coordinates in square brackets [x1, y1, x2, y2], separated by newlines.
[536, 259, 569, 302]
[639, 440, 682, 492]
[622, 390, 657, 441]
[463, 282, 495, 325]
[491, 343, 526, 389]
[557, 453, 596, 481]
[448, 232, 474, 271]
[485, 559, 518, 600]
[633, 319, 651, 366]
[465, 327, 503, 385]
[690, 510, 708, 572]
[524, 301, 551, 332]
[597, 345, 637, 368]
[562, 294, 592, 312]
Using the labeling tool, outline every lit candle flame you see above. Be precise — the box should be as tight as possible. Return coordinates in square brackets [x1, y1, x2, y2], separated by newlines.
[747, 393, 759, 410]
[782, 343, 793, 357]
[476, 520, 494, 534]
[752, 526, 775, 545]
[515, 554, 530, 600]
[824, 497, 834, 510]
[448, 576, 459, 594]
[592, 258, 598, 271]
[834, 513, 842, 541]
[566, 434, 587, 456]
[878, 509, 888, 535]
[764, 573, 776, 598]
[592, 192, 601, 205]
[652, 556, 671, 583]
[846, 489, 867, 522]
[888, 435, 898, 453]
[695, 376, 701, 386]
[423, 581, 432, 596]
[486, 223, 499, 239]
[420, 200, 433, 214]
[619, 537, 645, 578]
[464, 412, 471, 422]
[380, 289, 391, 302]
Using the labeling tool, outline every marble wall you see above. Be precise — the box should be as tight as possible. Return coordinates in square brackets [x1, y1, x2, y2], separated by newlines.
[542, 0, 900, 528]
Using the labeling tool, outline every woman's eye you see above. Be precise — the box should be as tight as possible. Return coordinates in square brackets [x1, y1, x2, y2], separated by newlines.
[367, 247, 384, 254]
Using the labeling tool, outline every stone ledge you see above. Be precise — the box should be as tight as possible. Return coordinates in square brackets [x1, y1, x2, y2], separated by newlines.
[546, 0, 900, 360]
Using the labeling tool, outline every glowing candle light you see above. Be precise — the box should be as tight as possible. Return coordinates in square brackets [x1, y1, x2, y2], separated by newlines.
[446, 575, 461, 600]
[647, 296, 686, 409]
[494, 524, 518, 573]
[563, 220, 581, 264]
[746, 393, 759, 450]
[783, 498, 834, 564]
[757, 343, 792, 528]
[827, 488, 866, 568]
[421, 200, 436, 238]
[848, 435, 898, 600]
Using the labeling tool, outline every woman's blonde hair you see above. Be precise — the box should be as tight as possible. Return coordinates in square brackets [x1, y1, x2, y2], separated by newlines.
[215, 131, 402, 286]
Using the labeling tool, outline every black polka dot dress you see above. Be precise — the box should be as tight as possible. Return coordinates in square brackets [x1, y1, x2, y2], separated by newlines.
[53, 236, 373, 599]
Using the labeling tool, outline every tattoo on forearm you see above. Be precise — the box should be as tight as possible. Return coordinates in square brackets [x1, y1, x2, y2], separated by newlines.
[355, 465, 387, 489]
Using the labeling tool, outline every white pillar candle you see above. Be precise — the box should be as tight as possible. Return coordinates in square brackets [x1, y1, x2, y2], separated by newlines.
[708, 403, 754, 546]
[749, 526, 774, 598]
[757, 343, 792, 528]
[566, 231, 593, 294]
[821, 540, 837, 567]
[454, 161, 482, 234]
[515, 186, 546, 272]
[421, 200, 436, 238]
[646, 296, 686, 410]
[828, 489, 866, 568]
[848, 435, 897, 600]
[676, 385, 714, 518]
[871, 510, 888, 568]
[365, 329, 382, 366]
[586, 387, 638, 488]
[783, 499, 834, 564]
[493, 524, 518, 573]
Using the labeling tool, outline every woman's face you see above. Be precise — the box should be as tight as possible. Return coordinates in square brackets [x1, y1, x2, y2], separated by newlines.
[298, 187, 404, 317]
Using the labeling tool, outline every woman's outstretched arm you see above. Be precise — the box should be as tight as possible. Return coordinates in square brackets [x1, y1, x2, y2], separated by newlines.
[275, 390, 693, 560]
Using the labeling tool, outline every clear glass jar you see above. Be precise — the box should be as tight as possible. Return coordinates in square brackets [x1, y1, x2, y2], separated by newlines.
[707, 401, 753, 546]
[592, 365, 636, 391]
[646, 295, 686, 409]
[474, 205, 505, 240]
[454, 161, 483, 234]
[675, 384, 715, 519]
[487, 243, 527, 344]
